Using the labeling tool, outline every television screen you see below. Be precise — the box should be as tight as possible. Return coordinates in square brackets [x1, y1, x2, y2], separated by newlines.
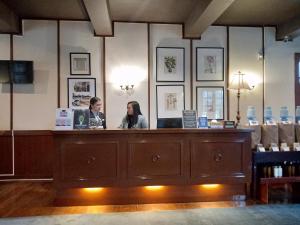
[157, 118, 183, 128]
[0, 60, 10, 83]
[12, 61, 33, 84]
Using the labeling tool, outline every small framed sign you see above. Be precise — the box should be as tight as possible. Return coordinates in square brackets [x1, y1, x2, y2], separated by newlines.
[182, 110, 197, 128]
[73, 109, 90, 129]
[198, 116, 208, 128]
[224, 121, 235, 129]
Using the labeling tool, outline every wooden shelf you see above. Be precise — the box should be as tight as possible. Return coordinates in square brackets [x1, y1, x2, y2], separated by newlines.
[260, 176, 300, 184]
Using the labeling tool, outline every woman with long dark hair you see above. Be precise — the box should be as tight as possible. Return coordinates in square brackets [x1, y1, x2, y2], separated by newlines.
[119, 101, 148, 128]
[89, 97, 106, 129]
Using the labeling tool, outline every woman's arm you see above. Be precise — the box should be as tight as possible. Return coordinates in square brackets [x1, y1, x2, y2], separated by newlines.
[139, 116, 148, 128]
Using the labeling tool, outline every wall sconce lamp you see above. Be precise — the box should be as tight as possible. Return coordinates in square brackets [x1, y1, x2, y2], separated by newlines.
[228, 71, 253, 126]
[120, 84, 134, 96]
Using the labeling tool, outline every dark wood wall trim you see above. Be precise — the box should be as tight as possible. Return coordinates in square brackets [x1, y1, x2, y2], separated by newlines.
[10, 34, 13, 130]
[57, 20, 61, 108]
[103, 38, 106, 115]
[147, 23, 151, 126]
[262, 27, 265, 123]
[226, 26, 230, 120]
[190, 40, 193, 109]
[295, 53, 300, 108]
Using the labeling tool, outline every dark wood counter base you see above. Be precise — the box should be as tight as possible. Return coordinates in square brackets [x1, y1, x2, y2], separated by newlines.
[54, 183, 246, 206]
[53, 129, 252, 205]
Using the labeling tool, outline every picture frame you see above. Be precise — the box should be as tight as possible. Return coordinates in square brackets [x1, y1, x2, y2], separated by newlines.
[156, 47, 185, 82]
[67, 78, 96, 109]
[156, 85, 185, 118]
[70, 52, 91, 75]
[196, 86, 224, 120]
[196, 47, 224, 81]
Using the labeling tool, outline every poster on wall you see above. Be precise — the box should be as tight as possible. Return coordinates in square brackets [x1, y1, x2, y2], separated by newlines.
[70, 52, 91, 75]
[196, 47, 224, 81]
[196, 86, 224, 120]
[156, 47, 185, 82]
[156, 85, 185, 118]
[67, 78, 96, 109]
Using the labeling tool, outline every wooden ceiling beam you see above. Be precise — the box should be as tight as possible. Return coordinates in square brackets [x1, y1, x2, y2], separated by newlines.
[0, 0, 20, 33]
[184, 0, 235, 38]
[83, 0, 113, 36]
[276, 16, 300, 40]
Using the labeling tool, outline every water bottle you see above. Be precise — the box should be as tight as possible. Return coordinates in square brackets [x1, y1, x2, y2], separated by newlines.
[264, 106, 273, 122]
[280, 106, 289, 122]
[296, 106, 300, 123]
[247, 106, 256, 121]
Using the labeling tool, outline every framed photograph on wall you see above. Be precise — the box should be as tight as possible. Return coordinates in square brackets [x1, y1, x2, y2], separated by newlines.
[196, 47, 224, 81]
[196, 86, 224, 120]
[156, 47, 185, 82]
[67, 78, 96, 109]
[156, 85, 185, 118]
[70, 52, 91, 75]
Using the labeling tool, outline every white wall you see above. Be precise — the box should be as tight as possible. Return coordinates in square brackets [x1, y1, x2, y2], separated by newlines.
[150, 24, 190, 128]
[193, 26, 227, 120]
[13, 20, 58, 130]
[0, 34, 10, 130]
[60, 21, 103, 109]
[106, 22, 148, 128]
[229, 27, 263, 125]
[264, 27, 300, 120]
[0, 21, 299, 130]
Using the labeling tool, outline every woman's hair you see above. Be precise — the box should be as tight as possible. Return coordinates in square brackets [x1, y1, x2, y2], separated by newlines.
[126, 101, 142, 126]
[89, 97, 101, 110]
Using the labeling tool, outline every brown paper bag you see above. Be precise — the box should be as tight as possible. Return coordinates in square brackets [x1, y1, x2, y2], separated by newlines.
[278, 124, 295, 147]
[262, 125, 278, 149]
[241, 125, 261, 149]
[295, 125, 300, 142]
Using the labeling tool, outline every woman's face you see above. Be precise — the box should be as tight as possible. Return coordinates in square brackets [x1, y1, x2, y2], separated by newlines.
[127, 103, 133, 115]
[91, 100, 102, 112]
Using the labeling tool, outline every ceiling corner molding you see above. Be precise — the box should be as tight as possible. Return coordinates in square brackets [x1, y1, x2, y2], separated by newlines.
[0, 0, 20, 33]
[184, 0, 235, 38]
[82, 0, 113, 36]
[276, 16, 300, 40]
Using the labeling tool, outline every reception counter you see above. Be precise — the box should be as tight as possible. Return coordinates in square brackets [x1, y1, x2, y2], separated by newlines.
[53, 128, 252, 205]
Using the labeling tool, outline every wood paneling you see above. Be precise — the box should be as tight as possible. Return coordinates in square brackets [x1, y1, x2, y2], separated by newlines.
[53, 129, 252, 204]
[191, 141, 244, 180]
[0, 181, 250, 217]
[61, 142, 118, 180]
[128, 141, 183, 178]
[13, 131, 54, 178]
[0, 132, 13, 175]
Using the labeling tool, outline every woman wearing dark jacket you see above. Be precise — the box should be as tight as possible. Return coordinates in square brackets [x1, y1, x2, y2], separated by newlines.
[89, 97, 106, 129]
[119, 101, 148, 128]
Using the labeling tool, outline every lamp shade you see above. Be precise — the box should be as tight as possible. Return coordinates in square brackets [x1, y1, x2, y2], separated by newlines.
[228, 71, 251, 91]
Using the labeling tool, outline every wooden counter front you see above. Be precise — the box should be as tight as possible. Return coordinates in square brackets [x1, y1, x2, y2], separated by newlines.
[53, 128, 252, 204]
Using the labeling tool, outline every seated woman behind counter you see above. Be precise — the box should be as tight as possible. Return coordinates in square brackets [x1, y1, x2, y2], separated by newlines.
[89, 97, 106, 129]
[119, 101, 148, 129]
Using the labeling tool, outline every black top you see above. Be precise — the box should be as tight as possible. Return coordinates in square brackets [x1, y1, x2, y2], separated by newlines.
[89, 110, 106, 129]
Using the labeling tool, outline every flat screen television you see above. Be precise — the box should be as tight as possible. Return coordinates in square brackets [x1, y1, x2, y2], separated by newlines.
[12, 61, 33, 84]
[0, 60, 34, 84]
[157, 118, 183, 128]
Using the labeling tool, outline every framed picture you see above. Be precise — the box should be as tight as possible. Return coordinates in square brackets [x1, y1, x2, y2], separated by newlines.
[196, 47, 224, 81]
[70, 52, 91, 75]
[156, 85, 185, 118]
[67, 78, 96, 109]
[156, 47, 185, 82]
[196, 86, 224, 120]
